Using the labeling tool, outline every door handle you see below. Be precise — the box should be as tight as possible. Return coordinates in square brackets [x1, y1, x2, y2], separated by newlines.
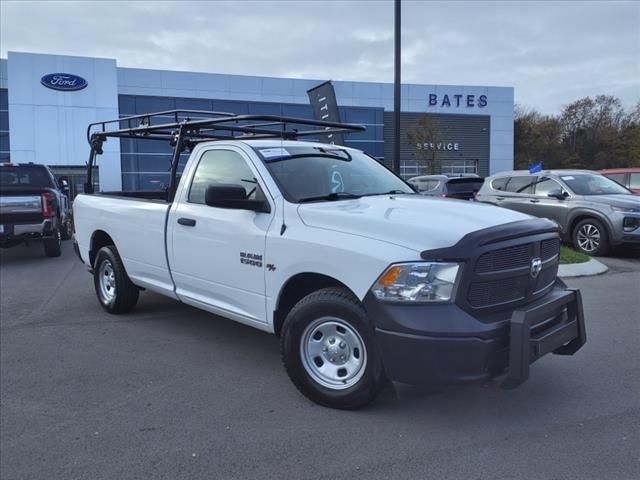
[529, 198, 540, 203]
[496, 196, 504, 201]
[177, 217, 196, 227]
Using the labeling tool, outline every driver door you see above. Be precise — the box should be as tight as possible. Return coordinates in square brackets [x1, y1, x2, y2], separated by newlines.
[168, 147, 273, 325]
[524, 176, 570, 229]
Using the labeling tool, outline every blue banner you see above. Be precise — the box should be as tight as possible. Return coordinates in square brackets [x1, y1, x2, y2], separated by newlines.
[528, 161, 543, 173]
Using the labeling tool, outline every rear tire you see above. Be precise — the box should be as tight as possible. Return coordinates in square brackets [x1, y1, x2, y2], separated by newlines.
[572, 218, 609, 256]
[93, 245, 139, 314]
[43, 229, 62, 257]
[60, 219, 72, 240]
[280, 287, 386, 409]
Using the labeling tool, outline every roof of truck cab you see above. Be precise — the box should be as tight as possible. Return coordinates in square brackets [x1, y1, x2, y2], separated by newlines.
[240, 139, 360, 150]
[193, 139, 363, 153]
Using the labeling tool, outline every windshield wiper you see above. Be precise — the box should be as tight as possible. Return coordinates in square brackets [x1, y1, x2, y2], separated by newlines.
[298, 192, 362, 203]
[362, 190, 416, 196]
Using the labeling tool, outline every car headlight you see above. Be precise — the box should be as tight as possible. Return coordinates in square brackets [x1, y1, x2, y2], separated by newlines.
[371, 262, 461, 303]
[612, 206, 640, 213]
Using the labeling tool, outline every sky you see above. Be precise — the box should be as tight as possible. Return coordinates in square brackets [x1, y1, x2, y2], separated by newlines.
[1, 0, 638, 115]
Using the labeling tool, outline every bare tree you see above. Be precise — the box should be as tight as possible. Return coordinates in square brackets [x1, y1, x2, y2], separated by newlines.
[560, 97, 594, 153]
[406, 115, 443, 175]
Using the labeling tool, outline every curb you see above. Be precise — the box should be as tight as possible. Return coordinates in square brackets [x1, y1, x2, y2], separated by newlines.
[558, 258, 608, 278]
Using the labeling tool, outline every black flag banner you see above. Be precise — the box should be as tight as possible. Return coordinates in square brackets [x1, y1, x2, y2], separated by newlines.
[307, 81, 344, 145]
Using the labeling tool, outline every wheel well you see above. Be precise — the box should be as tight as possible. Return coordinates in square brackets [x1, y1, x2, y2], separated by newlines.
[89, 230, 115, 267]
[273, 273, 354, 337]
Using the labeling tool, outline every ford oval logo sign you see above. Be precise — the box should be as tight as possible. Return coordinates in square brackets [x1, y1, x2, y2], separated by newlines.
[40, 73, 88, 91]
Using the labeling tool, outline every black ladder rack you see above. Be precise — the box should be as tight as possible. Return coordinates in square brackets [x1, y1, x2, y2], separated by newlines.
[84, 109, 366, 199]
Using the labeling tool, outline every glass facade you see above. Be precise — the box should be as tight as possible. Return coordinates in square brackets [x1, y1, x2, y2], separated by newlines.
[0, 89, 9, 162]
[118, 95, 384, 191]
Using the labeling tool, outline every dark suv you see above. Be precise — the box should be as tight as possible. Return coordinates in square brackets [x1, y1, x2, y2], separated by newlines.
[476, 170, 640, 255]
[0, 163, 72, 257]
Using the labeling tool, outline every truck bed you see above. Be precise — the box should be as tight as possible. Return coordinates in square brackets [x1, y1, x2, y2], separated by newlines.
[73, 193, 177, 298]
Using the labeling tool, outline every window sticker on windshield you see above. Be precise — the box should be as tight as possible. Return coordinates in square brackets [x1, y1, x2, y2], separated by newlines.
[561, 176, 575, 180]
[259, 148, 290, 161]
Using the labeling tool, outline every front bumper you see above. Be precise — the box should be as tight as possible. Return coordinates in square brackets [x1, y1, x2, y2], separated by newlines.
[364, 282, 586, 387]
[611, 212, 640, 245]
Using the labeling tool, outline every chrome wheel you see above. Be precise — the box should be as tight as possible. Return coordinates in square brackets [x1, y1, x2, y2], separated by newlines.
[577, 223, 601, 252]
[98, 259, 116, 303]
[300, 317, 367, 390]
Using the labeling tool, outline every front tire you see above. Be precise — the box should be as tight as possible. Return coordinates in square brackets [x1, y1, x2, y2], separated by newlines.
[43, 229, 62, 257]
[280, 287, 386, 409]
[93, 245, 139, 314]
[573, 218, 609, 256]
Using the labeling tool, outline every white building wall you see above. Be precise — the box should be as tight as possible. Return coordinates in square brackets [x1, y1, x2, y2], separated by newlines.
[7, 52, 121, 190]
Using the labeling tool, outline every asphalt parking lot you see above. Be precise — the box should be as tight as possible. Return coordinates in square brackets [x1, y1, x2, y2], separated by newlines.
[1, 242, 639, 480]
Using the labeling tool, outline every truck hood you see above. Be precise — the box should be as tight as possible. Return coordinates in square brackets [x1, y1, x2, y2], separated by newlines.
[297, 194, 530, 252]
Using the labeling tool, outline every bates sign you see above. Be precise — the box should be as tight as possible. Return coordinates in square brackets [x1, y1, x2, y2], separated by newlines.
[40, 73, 88, 91]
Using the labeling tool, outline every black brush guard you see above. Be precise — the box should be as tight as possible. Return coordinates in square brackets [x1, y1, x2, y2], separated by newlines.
[501, 287, 586, 389]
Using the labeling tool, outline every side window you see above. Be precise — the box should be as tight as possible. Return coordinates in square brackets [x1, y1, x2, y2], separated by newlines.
[421, 180, 439, 192]
[188, 150, 259, 205]
[630, 173, 640, 190]
[410, 179, 437, 192]
[505, 176, 536, 194]
[534, 177, 563, 196]
[491, 177, 509, 191]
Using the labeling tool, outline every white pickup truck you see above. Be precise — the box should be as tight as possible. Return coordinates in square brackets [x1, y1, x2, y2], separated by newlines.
[73, 111, 586, 409]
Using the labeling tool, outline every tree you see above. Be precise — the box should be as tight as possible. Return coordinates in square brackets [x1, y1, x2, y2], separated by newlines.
[406, 115, 444, 175]
[559, 97, 594, 154]
[514, 105, 563, 169]
[515, 96, 640, 171]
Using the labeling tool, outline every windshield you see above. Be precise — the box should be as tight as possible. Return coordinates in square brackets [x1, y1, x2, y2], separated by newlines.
[254, 146, 414, 202]
[0, 165, 54, 188]
[559, 173, 631, 196]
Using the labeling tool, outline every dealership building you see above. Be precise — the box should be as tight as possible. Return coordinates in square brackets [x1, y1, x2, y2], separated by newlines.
[0, 51, 514, 195]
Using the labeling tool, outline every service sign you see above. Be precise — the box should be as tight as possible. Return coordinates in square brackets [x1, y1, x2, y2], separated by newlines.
[40, 73, 88, 91]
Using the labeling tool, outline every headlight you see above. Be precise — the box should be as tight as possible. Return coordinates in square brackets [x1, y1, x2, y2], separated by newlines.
[371, 262, 461, 303]
[612, 206, 640, 213]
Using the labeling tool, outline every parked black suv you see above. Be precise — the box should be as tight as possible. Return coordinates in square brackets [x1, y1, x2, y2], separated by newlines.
[0, 163, 72, 257]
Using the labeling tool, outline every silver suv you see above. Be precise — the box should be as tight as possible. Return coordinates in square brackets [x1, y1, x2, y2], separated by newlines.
[476, 170, 640, 255]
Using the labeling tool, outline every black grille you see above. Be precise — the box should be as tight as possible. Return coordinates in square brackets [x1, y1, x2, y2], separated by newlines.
[465, 236, 560, 311]
[468, 275, 529, 308]
[541, 238, 560, 260]
[475, 244, 532, 273]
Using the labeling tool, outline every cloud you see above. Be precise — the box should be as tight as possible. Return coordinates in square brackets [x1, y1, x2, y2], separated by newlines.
[1, 0, 638, 114]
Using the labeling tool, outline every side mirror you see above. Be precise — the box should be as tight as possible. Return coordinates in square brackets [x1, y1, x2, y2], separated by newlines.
[60, 179, 69, 193]
[205, 184, 270, 213]
[547, 189, 566, 201]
